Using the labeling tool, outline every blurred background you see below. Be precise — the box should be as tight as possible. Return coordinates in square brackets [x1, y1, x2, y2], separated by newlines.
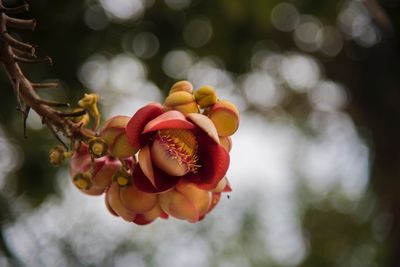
[0, 0, 399, 266]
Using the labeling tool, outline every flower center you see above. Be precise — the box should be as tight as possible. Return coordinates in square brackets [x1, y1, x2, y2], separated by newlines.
[154, 129, 199, 174]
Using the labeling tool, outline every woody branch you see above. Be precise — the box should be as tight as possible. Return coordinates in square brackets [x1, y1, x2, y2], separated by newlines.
[0, 0, 94, 146]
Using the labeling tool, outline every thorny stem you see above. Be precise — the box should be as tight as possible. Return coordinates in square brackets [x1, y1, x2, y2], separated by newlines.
[0, 1, 95, 144]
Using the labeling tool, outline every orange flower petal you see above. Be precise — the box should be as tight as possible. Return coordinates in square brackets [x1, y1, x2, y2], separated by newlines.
[160, 190, 199, 223]
[186, 113, 220, 144]
[106, 183, 136, 222]
[138, 145, 156, 187]
[120, 184, 157, 213]
[126, 103, 163, 150]
[142, 110, 195, 134]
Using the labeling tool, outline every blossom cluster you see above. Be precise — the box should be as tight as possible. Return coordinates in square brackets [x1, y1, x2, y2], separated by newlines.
[67, 81, 239, 225]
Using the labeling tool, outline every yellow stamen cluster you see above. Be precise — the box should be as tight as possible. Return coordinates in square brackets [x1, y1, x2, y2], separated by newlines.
[88, 137, 108, 158]
[49, 145, 66, 166]
[73, 172, 92, 190]
[156, 129, 200, 173]
[113, 168, 131, 187]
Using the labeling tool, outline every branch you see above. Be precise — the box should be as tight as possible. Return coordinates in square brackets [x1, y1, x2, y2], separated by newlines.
[0, 2, 95, 144]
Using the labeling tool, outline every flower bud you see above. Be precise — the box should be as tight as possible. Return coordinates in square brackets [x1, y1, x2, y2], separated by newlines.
[70, 143, 121, 195]
[100, 116, 137, 158]
[169, 80, 193, 95]
[88, 137, 108, 158]
[49, 145, 66, 166]
[194, 85, 218, 108]
[164, 91, 199, 115]
[208, 100, 239, 137]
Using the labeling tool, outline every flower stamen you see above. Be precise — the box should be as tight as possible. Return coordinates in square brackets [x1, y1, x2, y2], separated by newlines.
[156, 129, 200, 173]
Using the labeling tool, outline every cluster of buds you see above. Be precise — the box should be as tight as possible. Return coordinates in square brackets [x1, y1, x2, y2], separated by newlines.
[53, 81, 239, 225]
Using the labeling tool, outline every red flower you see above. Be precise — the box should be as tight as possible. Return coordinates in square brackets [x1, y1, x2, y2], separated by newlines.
[125, 103, 230, 193]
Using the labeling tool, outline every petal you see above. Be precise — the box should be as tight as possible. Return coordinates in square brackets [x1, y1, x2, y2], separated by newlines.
[159, 190, 199, 223]
[185, 132, 230, 190]
[110, 133, 136, 158]
[138, 145, 156, 187]
[210, 177, 227, 193]
[199, 192, 221, 221]
[126, 103, 163, 150]
[219, 136, 232, 153]
[100, 115, 130, 130]
[150, 139, 188, 177]
[92, 157, 120, 189]
[69, 144, 92, 175]
[176, 181, 211, 216]
[132, 164, 180, 193]
[223, 178, 232, 192]
[186, 113, 219, 144]
[106, 183, 136, 222]
[105, 195, 118, 217]
[142, 110, 195, 134]
[132, 214, 153, 225]
[120, 184, 157, 213]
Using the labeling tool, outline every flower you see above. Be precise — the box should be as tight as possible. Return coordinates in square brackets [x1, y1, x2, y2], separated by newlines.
[125, 102, 230, 194]
[65, 81, 238, 225]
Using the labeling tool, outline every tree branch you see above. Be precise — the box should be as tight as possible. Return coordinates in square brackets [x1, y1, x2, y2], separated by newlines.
[0, 2, 95, 144]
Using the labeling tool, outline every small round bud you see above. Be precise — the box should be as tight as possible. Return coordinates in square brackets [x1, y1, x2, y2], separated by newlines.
[208, 100, 240, 137]
[194, 85, 218, 108]
[169, 81, 193, 95]
[88, 137, 108, 158]
[112, 168, 131, 187]
[73, 172, 92, 190]
[49, 145, 66, 166]
[164, 91, 199, 115]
